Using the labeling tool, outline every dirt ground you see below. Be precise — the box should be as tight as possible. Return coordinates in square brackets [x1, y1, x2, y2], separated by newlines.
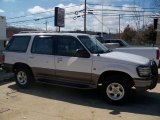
[0, 80, 160, 120]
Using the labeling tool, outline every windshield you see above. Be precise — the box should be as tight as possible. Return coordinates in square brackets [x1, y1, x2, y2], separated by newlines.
[77, 35, 109, 54]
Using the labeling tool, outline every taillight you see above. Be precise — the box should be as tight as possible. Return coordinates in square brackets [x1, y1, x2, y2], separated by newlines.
[1, 54, 5, 62]
[156, 50, 160, 59]
[3, 54, 4, 62]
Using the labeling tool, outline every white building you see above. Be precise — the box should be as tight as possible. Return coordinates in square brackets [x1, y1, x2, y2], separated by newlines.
[0, 16, 6, 52]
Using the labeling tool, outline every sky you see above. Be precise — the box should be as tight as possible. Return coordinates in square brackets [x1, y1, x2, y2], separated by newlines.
[0, 0, 157, 33]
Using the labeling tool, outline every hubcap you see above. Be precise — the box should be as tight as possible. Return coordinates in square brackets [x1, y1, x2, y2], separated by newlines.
[17, 71, 27, 85]
[106, 83, 125, 101]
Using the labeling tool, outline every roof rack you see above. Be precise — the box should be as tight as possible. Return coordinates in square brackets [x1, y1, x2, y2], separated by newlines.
[19, 31, 55, 33]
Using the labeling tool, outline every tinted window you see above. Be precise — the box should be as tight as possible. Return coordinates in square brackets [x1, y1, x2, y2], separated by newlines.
[57, 36, 85, 57]
[6, 36, 30, 52]
[31, 36, 53, 55]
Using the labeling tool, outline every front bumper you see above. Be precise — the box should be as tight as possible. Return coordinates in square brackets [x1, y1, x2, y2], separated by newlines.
[133, 78, 157, 90]
[134, 61, 158, 90]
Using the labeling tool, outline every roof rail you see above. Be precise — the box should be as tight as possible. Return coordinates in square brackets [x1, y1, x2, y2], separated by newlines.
[19, 31, 55, 33]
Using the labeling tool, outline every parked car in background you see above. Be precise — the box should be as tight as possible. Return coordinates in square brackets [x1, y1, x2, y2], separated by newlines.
[102, 39, 129, 47]
[94, 36, 160, 66]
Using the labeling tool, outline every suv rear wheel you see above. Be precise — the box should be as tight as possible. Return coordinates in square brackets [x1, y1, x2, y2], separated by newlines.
[15, 68, 34, 88]
[101, 76, 131, 105]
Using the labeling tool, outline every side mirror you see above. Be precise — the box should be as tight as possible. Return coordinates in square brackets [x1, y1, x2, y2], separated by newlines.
[75, 49, 90, 58]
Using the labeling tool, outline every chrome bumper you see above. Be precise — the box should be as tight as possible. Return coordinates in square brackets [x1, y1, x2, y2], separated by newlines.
[134, 61, 158, 90]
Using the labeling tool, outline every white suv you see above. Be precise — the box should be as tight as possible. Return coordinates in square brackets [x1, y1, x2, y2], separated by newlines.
[2, 32, 158, 104]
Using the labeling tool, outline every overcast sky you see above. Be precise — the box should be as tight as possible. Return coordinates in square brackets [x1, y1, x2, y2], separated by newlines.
[0, 0, 157, 33]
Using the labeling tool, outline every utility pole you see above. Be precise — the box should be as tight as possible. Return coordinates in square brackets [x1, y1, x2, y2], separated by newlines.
[101, 0, 104, 37]
[119, 14, 120, 38]
[45, 20, 48, 31]
[143, 12, 144, 28]
[84, 0, 87, 33]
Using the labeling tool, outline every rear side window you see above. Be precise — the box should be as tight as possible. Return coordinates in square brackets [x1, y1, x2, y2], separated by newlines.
[31, 36, 54, 55]
[6, 36, 30, 52]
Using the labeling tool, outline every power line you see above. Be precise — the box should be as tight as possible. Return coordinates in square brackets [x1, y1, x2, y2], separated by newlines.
[88, 12, 157, 18]
[8, 10, 78, 24]
[91, 13, 108, 27]
[8, 11, 79, 24]
[7, 4, 82, 20]
[87, 3, 160, 10]
[88, 9, 156, 13]
[7, 10, 55, 20]
[8, 16, 54, 24]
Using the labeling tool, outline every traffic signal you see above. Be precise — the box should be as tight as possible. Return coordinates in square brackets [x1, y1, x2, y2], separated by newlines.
[154, 19, 158, 30]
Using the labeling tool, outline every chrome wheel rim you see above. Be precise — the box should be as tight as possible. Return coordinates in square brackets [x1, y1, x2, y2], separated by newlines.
[106, 83, 125, 101]
[17, 71, 27, 85]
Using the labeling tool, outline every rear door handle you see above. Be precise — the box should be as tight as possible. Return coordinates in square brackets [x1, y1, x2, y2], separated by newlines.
[29, 55, 34, 59]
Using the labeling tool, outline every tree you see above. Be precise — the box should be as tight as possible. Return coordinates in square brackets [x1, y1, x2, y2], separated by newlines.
[143, 24, 157, 44]
[121, 25, 136, 43]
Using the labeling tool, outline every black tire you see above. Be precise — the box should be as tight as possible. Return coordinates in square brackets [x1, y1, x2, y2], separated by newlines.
[15, 67, 34, 88]
[149, 61, 158, 89]
[100, 75, 131, 105]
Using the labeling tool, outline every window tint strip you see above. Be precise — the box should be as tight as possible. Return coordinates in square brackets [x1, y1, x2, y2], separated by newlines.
[6, 36, 31, 52]
[31, 36, 54, 55]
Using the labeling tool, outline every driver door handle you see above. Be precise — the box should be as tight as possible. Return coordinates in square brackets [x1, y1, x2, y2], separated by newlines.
[57, 57, 63, 63]
[29, 55, 34, 59]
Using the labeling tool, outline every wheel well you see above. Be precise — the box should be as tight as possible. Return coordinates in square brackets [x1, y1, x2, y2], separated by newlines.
[13, 63, 33, 75]
[98, 71, 134, 87]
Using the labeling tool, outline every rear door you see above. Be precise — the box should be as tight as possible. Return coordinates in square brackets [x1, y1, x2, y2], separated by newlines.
[28, 35, 55, 79]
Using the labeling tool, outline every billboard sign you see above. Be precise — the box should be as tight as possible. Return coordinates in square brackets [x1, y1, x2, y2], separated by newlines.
[55, 7, 65, 27]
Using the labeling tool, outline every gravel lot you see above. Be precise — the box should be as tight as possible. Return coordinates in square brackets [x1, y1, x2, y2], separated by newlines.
[0, 71, 160, 120]
[0, 70, 160, 120]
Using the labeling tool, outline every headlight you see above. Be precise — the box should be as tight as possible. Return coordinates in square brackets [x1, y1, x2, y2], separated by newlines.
[137, 66, 151, 77]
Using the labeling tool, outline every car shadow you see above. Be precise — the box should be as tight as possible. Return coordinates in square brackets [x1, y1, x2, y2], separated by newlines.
[0, 78, 14, 86]
[0, 70, 14, 86]
[8, 82, 160, 117]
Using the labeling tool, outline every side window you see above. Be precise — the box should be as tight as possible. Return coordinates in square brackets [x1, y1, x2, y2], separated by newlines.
[57, 36, 86, 57]
[31, 36, 53, 55]
[6, 36, 30, 52]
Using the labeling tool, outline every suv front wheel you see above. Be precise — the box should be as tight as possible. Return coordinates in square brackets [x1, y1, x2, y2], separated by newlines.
[101, 76, 131, 105]
[15, 68, 33, 88]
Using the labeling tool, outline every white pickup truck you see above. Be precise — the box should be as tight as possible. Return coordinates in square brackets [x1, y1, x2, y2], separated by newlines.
[95, 37, 160, 66]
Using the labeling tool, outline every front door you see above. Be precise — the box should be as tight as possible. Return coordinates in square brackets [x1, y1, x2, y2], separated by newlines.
[55, 35, 92, 84]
